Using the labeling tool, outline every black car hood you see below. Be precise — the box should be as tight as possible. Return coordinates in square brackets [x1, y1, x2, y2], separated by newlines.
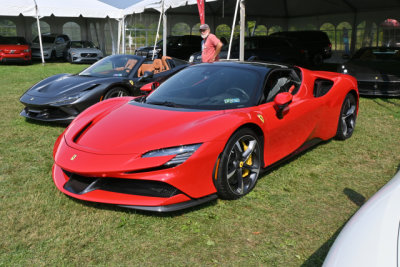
[345, 59, 400, 80]
[25, 74, 111, 98]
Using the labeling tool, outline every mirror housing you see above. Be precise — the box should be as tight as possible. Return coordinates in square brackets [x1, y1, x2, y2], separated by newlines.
[274, 92, 293, 119]
[140, 82, 160, 95]
[138, 71, 154, 82]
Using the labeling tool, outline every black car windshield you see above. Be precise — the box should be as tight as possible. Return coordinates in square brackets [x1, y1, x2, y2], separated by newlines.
[0, 37, 27, 45]
[70, 41, 96, 48]
[144, 64, 262, 110]
[79, 55, 138, 78]
[33, 36, 55, 44]
[353, 47, 400, 60]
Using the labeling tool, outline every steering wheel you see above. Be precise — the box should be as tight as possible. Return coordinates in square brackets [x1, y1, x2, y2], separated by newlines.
[227, 87, 250, 101]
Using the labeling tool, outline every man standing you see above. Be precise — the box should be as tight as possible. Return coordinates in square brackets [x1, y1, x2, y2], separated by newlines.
[200, 24, 223, 63]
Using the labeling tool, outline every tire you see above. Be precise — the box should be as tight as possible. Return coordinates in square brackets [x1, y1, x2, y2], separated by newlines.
[312, 53, 323, 66]
[67, 53, 72, 63]
[50, 50, 56, 61]
[335, 93, 357, 140]
[214, 128, 262, 199]
[103, 87, 129, 99]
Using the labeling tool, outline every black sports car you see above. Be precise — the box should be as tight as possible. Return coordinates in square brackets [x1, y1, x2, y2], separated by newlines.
[340, 47, 400, 96]
[20, 54, 188, 123]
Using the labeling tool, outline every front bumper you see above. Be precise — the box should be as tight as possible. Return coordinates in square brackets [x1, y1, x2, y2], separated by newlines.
[0, 53, 31, 63]
[31, 49, 51, 59]
[53, 138, 225, 211]
[71, 56, 102, 63]
[358, 80, 400, 96]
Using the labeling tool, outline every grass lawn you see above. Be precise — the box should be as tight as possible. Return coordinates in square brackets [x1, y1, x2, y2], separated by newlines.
[0, 62, 399, 266]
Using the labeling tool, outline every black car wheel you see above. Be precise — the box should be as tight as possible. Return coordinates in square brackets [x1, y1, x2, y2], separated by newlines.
[215, 128, 262, 199]
[103, 87, 129, 99]
[50, 50, 56, 61]
[335, 93, 357, 140]
[67, 53, 72, 63]
[312, 53, 323, 66]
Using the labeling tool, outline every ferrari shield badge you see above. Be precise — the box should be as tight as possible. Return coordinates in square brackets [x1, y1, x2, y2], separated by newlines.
[70, 154, 77, 161]
[257, 114, 264, 123]
[129, 80, 134, 85]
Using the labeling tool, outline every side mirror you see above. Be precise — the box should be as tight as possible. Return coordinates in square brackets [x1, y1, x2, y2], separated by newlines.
[140, 82, 160, 95]
[138, 71, 154, 82]
[274, 92, 293, 119]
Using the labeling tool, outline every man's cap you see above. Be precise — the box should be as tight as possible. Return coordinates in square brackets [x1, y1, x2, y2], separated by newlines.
[199, 24, 210, 30]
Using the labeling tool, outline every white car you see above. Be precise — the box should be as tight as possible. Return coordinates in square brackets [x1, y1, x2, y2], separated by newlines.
[323, 170, 400, 267]
[31, 33, 70, 60]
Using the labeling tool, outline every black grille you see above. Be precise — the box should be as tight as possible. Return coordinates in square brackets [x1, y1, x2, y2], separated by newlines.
[80, 53, 97, 58]
[62, 170, 182, 198]
[24, 106, 70, 119]
[358, 81, 400, 95]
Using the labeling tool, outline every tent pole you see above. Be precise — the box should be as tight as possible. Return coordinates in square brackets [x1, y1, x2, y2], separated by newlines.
[227, 0, 240, 60]
[239, 0, 245, 61]
[163, 12, 167, 57]
[33, 0, 45, 65]
[122, 15, 126, 54]
[152, 0, 164, 60]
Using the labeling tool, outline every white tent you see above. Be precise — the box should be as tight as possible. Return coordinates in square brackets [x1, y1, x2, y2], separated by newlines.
[0, 0, 121, 18]
[0, 0, 122, 63]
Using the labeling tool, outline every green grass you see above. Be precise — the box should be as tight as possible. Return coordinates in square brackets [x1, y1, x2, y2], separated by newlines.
[0, 62, 399, 266]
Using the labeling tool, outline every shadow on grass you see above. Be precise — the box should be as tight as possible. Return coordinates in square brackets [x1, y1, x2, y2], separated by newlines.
[68, 196, 218, 218]
[301, 187, 365, 266]
[343, 188, 365, 207]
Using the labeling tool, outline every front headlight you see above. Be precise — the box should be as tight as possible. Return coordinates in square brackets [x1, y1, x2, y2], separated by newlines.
[341, 65, 348, 74]
[142, 144, 202, 167]
[189, 55, 194, 63]
[51, 92, 86, 105]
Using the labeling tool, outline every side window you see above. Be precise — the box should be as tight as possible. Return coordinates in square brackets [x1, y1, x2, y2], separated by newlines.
[263, 68, 302, 103]
[56, 37, 65, 44]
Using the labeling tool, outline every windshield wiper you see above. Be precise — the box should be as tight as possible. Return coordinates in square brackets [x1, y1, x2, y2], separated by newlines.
[147, 101, 182, 108]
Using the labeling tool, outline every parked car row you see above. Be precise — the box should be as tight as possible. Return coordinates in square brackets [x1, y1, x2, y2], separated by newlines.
[0, 33, 103, 64]
[188, 30, 332, 66]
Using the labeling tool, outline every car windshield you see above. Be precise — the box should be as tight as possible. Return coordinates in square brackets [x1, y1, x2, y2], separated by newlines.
[33, 36, 55, 44]
[143, 64, 262, 110]
[353, 48, 400, 60]
[0, 37, 27, 45]
[70, 41, 96, 48]
[79, 55, 139, 78]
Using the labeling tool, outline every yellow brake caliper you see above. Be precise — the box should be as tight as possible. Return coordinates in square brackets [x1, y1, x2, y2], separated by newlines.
[241, 141, 252, 178]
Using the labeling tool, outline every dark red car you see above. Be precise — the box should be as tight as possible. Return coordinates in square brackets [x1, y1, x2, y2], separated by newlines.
[0, 36, 31, 64]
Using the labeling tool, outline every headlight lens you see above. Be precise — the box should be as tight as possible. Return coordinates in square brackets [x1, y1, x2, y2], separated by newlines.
[189, 55, 194, 63]
[341, 65, 348, 74]
[142, 144, 202, 167]
[52, 92, 86, 105]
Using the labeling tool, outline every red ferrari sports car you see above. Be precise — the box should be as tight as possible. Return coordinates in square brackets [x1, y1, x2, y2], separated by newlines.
[53, 61, 359, 212]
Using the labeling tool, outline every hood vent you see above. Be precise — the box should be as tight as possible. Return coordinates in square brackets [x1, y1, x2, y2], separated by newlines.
[73, 121, 93, 143]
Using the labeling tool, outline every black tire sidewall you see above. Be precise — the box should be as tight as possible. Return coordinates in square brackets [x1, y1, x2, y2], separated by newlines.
[104, 87, 129, 99]
[335, 93, 356, 140]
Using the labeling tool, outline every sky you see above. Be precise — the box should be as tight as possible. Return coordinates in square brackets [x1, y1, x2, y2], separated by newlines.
[99, 0, 143, 9]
